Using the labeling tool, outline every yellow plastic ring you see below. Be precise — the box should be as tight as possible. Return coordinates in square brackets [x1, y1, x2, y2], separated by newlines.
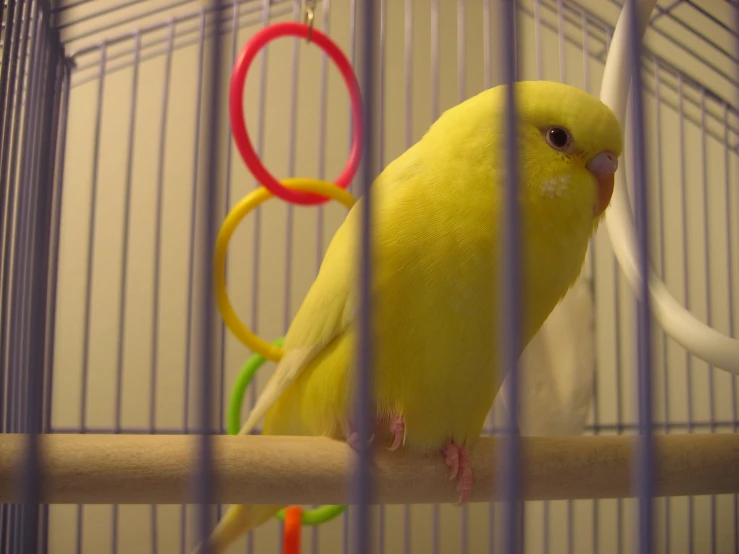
[214, 177, 357, 362]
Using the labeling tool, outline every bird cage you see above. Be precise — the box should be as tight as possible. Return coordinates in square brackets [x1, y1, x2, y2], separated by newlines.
[0, 0, 738, 553]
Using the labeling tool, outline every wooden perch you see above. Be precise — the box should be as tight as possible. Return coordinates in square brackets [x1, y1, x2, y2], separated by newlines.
[0, 434, 737, 505]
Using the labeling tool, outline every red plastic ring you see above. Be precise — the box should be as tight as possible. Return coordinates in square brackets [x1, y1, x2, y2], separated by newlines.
[230, 22, 364, 206]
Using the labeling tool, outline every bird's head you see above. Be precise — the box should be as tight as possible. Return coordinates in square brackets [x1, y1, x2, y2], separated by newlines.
[512, 81, 623, 223]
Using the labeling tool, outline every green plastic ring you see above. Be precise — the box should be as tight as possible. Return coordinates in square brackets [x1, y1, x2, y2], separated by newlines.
[227, 337, 348, 525]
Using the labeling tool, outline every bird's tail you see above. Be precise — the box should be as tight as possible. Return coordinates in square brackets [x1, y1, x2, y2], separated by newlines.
[192, 504, 284, 554]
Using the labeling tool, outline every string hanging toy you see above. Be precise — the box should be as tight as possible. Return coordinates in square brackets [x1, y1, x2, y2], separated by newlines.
[214, 4, 365, 551]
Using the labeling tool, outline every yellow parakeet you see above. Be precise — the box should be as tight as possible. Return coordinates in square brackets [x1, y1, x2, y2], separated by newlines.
[200, 80, 622, 554]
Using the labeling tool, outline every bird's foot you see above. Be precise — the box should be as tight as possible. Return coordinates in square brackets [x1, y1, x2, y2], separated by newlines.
[387, 414, 405, 452]
[346, 422, 375, 451]
[347, 414, 406, 452]
[442, 442, 472, 506]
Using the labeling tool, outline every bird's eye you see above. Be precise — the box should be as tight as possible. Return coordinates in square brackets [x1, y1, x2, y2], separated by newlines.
[545, 127, 571, 151]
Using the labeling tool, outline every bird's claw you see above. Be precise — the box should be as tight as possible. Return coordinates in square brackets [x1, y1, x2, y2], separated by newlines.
[443, 443, 459, 480]
[347, 413, 406, 452]
[442, 442, 472, 506]
[347, 430, 375, 451]
[387, 414, 405, 452]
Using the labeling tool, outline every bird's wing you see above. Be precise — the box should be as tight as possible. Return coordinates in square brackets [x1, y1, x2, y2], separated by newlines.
[237, 202, 361, 436]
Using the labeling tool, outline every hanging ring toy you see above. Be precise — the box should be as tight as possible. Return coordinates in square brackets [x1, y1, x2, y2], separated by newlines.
[283, 506, 303, 554]
[227, 339, 347, 525]
[229, 21, 364, 206]
[214, 178, 357, 362]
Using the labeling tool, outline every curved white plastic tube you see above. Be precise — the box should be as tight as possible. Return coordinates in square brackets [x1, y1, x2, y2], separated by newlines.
[601, 0, 739, 374]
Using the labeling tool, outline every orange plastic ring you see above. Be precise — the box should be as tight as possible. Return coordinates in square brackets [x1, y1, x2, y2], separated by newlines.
[283, 506, 302, 554]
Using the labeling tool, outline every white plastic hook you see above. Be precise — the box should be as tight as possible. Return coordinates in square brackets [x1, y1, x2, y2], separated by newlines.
[600, 0, 739, 374]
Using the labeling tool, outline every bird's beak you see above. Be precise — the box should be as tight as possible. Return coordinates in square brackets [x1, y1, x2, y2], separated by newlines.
[587, 151, 618, 217]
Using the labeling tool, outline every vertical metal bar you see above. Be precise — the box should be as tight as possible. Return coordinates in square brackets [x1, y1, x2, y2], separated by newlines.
[402, 2, 413, 550]
[77, 40, 108, 554]
[79, 46, 107, 435]
[582, 16, 599, 554]
[347, 0, 357, 199]
[277, 7, 302, 549]
[215, 0, 240, 528]
[247, 5, 272, 476]
[724, 102, 738, 554]
[0, 2, 20, 389]
[429, 0, 441, 548]
[31, 0, 56, 488]
[724, 101, 739, 552]
[377, 1, 386, 550]
[556, 0, 565, 82]
[43, 59, 68, 439]
[457, 0, 464, 101]
[676, 75, 692, 428]
[566, 493, 573, 554]
[430, 0, 438, 123]
[483, 1, 493, 550]
[18, 8, 49, 553]
[456, 2, 468, 551]
[341, 511, 350, 554]
[41, 57, 69, 554]
[10, 15, 34, 523]
[1, 0, 33, 442]
[149, 20, 174, 554]
[28, 29, 61, 554]
[581, 14, 590, 90]
[676, 72, 695, 554]
[15, 0, 44, 446]
[653, 57, 670, 554]
[313, 0, 328, 495]
[11, 7, 34, 542]
[344, 0, 357, 545]
[533, 0, 542, 81]
[697, 89, 718, 554]
[0, 0, 16, 158]
[559, 2, 577, 550]
[614, 263, 623, 554]
[38, 49, 57, 552]
[282, 0, 300, 351]
[19, 10, 50, 552]
[0, 2, 21, 363]
[482, 0, 490, 89]
[182, 11, 207, 552]
[625, 3, 654, 554]
[0, 0, 22, 167]
[378, 0, 385, 171]
[403, 0, 412, 148]
[184, 9, 207, 438]
[499, 1, 521, 554]
[315, 0, 330, 274]
[731, 13, 739, 544]
[196, 0, 224, 544]
[0, 1, 28, 540]
[111, 30, 140, 554]
[355, 0, 375, 553]
[539, 4, 550, 550]
[698, 91, 714, 431]
[512, 0, 518, 84]
[602, 26, 625, 554]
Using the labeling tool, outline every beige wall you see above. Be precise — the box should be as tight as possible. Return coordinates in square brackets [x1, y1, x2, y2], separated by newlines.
[48, 0, 739, 552]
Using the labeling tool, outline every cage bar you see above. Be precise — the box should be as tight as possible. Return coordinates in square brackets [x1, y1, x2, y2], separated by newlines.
[1, 1, 738, 554]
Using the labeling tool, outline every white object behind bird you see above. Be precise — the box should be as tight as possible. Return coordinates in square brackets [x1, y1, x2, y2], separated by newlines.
[497, 275, 595, 436]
